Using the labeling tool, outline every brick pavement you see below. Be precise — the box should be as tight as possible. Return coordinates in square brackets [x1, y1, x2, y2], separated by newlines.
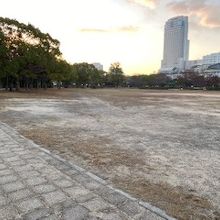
[0, 123, 175, 220]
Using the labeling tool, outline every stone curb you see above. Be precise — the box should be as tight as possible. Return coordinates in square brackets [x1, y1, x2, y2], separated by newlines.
[0, 122, 177, 220]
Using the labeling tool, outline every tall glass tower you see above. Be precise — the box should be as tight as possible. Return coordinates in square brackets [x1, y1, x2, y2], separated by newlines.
[161, 16, 190, 72]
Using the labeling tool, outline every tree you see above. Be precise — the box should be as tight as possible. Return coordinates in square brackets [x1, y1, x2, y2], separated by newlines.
[108, 62, 124, 87]
[0, 17, 63, 90]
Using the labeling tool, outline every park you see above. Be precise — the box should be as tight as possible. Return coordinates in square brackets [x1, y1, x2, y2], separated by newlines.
[0, 88, 219, 219]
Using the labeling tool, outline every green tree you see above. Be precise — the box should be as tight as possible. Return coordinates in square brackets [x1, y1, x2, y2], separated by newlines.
[108, 62, 124, 87]
[0, 17, 63, 90]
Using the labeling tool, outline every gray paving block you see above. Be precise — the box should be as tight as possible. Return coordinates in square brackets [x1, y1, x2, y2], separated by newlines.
[2, 181, 25, 193]
[40, 214, 58, 220]
[52, 199, 77, 216]
[42, 191, 67, 206]
[17, 198, 44, 213]
[0, 195, 8, 207]
[82, 198, 112, 212]
[3, 156, 20, 162]
[103, 191, 128, 206]
[0, 205, 19, 219]
[26, 177, 47, 186]
[64, 186, 90, 199]
[0, 169, 13, 176]
[82, 179, 102, 190]
[118, 200, 144, 217]
[53, 179, 74, 188]
[63, 205, 89, 220]
[14, 164, 33, 172]
[136, 210, 164, 220]
[19, 170, 40, 179]
[0, 174, 17, 185]
[76, 192, 97, 203]
[33, 184, 57, 194]
[22, 207, 51, 220]
[8, 189, 34, 201]
[92, 212, 124, 220]
[9, 160, 27, 167]
[0, 163, 7, 170]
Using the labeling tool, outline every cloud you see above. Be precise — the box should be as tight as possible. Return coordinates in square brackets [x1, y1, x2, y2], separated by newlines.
[79, 26, 139, 33]
[80, 28, 108, 33]
[126, 0, 158, 9]
[167, 0, 220, 28]
[117, 25, 139, 32]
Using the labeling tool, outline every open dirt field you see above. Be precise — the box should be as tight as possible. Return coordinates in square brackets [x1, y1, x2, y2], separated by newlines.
[0, 89, 219, 220]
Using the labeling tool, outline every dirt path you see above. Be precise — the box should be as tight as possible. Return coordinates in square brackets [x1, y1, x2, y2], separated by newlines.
[0, 89, 219, 219]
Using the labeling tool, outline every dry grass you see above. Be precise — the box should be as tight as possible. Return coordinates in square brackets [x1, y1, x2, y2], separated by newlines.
[0, 88, 219, 220]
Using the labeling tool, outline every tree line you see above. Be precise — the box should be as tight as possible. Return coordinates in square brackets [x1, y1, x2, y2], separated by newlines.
[127, 72, 220, 90]
[0, 17, 125, 91]
[0, 17, 219, 91]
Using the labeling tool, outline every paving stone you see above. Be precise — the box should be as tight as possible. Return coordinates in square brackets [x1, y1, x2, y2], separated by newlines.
[40, 168, 64, 180]
[20, 154, 36, 160]
[42, 191, 67, 206]
[82, 179, 102, 190]
[3, 156, 21, 162]
[0, 150, 10, 155]
[0, 153, 16, 158]
[63, 205, 89, 220]
[17, 198, 44, 213]
[22, 207, 51, 220]
[73, 174, 90, 184]
[118, 200, 144, 217]
[8, 189, 33, 201]
[19, 170, 40, 179]
[103, 191, 128, 206]
[52, 199, 77, 216]
[56, 163, 71, 172]
[82, 198, 112, 212]
[2, 181, 25, 193]
[11, 147, 26, 152]
[9, 160, 27, 166]
[14, 164, 33, 172]
[92, 212, 124, 220]
[76, 192, 97, 203]
[0, 169, 13, 176]
[0, 205, 19, 219]
[0, 163, 7, 170]
[0, 174, 18, 185]
[40, 214, 59, 220]
[64, 168, 79, 177]
[53, 179, 74, 188]
[94, 185, 115, 198]
[33, 184, 57, 194]
[64, 186, 90, 199]
[26, 177, 47, 186]
[0, 194, 8, 207]
[136, 210, 164, 220]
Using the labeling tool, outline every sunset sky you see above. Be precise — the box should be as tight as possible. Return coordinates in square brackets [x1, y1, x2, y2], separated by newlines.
[1, 0, 220, 75]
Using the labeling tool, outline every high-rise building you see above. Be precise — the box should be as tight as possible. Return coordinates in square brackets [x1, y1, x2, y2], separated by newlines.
[161, 16, 190, 73]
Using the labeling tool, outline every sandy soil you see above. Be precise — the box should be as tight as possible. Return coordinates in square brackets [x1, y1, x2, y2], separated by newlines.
[0, 89, 219, 220]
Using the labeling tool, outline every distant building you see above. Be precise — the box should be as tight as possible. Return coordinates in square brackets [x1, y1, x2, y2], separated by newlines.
[203, 52, 220, 65]
[92, 63, 103, 71]
[185, 60, 202, 70]
[161, 16, 190, 73]
[185, 52, 220, 77]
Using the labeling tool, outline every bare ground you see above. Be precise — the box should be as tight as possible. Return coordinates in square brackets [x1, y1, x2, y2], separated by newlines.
[0, 88, 219, 220]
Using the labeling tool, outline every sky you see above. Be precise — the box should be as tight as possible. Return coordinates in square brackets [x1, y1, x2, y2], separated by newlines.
[0, 0, 220, 75]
